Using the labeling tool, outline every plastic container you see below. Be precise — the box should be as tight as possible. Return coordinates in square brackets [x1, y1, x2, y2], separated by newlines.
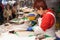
[27, 27, 33, 31]
[55, 30, 60, 40]
[56, 37, 60, 40]
[28, 14, 35, 21]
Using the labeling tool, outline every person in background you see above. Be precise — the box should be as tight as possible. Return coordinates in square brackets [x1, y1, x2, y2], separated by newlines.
[16, 1, 21, 12]
[33, 0, 56, 37]
[20, 1, 25, 7]
[12, 3, 17, 19]
[0, 2, 4, 24]
[3, 4, 12, 22]
[24, 0, 32, 7]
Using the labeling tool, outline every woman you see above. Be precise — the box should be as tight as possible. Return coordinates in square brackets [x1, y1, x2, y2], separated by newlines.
[33, 0, 56, 37]
[12, 3, 17, 19]
[0, 2, 4, 24]
[3, 4, 12, 22]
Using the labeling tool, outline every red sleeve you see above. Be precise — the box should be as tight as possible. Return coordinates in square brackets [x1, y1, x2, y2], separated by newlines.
[40, 14, 55, 31]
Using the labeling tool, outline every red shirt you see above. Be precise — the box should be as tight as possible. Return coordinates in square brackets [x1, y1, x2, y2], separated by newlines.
[40, 9, 55, 31]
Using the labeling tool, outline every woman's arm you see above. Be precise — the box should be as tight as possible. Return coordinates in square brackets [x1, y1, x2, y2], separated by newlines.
[3, 9, 6, 18]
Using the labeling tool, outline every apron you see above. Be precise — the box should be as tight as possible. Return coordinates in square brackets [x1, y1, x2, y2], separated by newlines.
[33, 12, 56, 37]
[45, 12, 56, 37]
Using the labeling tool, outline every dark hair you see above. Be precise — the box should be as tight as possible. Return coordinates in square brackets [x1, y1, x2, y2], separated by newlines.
[33, 0, 47, 10]
[13, 2, 18, 6]
[5, 4, 11, 10]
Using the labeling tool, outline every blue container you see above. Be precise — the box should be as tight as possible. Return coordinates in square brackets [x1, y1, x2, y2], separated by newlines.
[27, 27, 33, 31]
[29, 14, 35, 16]
[56, 36, 60, 40]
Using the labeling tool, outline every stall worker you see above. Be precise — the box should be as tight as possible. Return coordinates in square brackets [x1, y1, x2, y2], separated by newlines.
[33, 0, 56, 37]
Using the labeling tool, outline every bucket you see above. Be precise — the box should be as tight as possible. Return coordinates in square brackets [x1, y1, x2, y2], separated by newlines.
[28, 14, 35, 21]
[56, 36, 60, 40]
[55, 30, 60, 40]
